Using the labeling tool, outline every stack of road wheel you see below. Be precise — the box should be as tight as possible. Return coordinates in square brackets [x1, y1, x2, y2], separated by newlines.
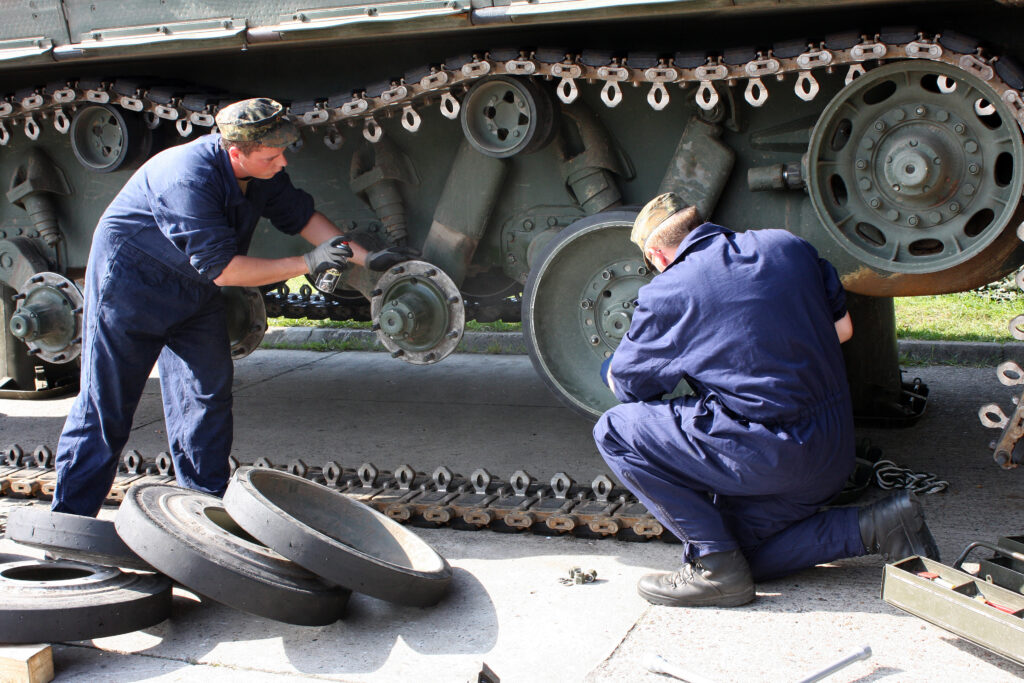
[0, 468, 452, 643]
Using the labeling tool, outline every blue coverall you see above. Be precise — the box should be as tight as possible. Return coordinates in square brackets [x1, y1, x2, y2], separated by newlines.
[53, 134, 314, 516]
[594, 223, 866, 581]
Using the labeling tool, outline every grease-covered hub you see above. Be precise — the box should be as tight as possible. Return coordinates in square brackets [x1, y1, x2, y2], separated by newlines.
[9, 272, 83, 364]
[807, 61, 1024, 275]
[580, 259, 649, 351]
[221, 286, 267, 360]
[371, 260, 464, 365]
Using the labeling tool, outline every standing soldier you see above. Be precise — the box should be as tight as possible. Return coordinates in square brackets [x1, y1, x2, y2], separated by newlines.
[52, 98, 409, 516]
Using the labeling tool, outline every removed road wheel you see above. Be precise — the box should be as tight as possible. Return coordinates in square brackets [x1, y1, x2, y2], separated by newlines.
[225, 467, 452, 607]
[115, 484, 348, 625]
[5, 507, 153, 571]
[0, 559, 170, 643]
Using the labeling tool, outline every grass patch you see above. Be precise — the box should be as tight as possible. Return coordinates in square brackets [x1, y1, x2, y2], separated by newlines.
[894, 293, 1018, 342]
[267, 316, 520, 333]
[267, 275, 1024, 344]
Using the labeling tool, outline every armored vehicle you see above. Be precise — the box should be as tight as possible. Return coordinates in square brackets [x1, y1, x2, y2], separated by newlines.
[1, 0, 1023, 432]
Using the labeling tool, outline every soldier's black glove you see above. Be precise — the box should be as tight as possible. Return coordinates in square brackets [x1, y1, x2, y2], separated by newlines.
[303, 237, 353, 275]
[365, 245, 421, 272]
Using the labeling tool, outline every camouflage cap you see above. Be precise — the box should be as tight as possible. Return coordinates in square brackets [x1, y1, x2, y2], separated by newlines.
[215, 97, 299, 148]
[631, 192, 689, 252]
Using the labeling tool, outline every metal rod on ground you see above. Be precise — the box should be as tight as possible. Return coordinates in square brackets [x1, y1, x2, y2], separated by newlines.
[794, 645, 872, 683]
[645, 645, 871, 683]
[644, 654, 717, 683]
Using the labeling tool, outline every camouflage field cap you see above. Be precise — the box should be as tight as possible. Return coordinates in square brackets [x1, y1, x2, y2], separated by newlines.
[215, 97, 299, 147]
[631, 192, 688, 252]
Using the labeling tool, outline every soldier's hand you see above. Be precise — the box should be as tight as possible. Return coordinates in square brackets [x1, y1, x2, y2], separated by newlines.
[304, 237, 353, 275]
[365, 245, 421, 272]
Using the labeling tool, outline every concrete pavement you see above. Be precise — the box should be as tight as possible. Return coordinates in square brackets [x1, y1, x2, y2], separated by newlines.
[0, 349, 1022, 682]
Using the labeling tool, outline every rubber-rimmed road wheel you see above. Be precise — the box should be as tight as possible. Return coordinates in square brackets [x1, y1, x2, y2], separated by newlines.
[5, 507, 154, 571]
[224, 467, 452, 607]
[115, 484, 348, 625]
[0, 559, 171, 643]
[522, 210, 648, 419]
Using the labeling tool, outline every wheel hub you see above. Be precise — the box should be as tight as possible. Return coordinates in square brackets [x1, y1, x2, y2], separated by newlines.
[580, 259, 649, 351]
[370, 260, 464, 364]
[9, 272, 83, 364]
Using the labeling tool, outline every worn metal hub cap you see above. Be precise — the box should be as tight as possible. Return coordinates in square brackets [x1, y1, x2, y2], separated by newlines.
[580, 258, 650, 347]
[371, 260, 464, 364]
[69, 103, 144, 173]
[807, 61, 1024, 275]
[9, 272, 83, 364]
[460, 76, 555, 158]
[523, 211, 649, 418]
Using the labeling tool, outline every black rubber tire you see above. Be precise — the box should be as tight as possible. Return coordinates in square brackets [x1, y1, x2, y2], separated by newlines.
[115, 483, 348, 625]
[0, 559, 171, 643]
[5, 507, 154, 571]
[224, 467, 452, 607]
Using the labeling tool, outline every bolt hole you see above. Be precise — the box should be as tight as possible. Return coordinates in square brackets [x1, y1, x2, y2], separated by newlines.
[920, 74, 941, 94]
[830, 119, 852, 152]
[602, 290, 612, 297]
[855, 222, 886, 247]
[909, 238, 944, 255]
[829, 174, 848, 207]
[862, 79, 897, 106]
[964, 208, 995, 238]
[995, 152, 1014, 187]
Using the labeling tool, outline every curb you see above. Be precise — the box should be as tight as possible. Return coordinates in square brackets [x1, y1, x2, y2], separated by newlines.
[261, 328, 1024, 365]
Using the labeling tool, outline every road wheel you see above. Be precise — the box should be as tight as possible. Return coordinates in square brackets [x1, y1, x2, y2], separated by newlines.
[115, 484, 348, 625]
[225, 467, 452, 606]
[0, 559, 170, 643]
[522, 210, 648, 418]
[5, 507, 153, 571]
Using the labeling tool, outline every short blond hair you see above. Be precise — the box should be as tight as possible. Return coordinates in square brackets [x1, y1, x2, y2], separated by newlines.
[645, 205, 703, 251]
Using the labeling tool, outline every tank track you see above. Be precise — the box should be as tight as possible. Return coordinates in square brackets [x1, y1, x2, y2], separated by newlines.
[0, 444, 675, 542]
[1, 30, 1022, 148]
[261, 281, 520, 323]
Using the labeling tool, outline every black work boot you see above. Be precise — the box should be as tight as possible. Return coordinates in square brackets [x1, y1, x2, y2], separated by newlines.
[637, 549, 754, 607]
[858, 491, 940, 562]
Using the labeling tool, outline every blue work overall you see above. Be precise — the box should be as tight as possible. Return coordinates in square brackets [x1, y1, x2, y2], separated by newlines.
[594, 224, 866, 581]
[53, 134, 313, 516]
